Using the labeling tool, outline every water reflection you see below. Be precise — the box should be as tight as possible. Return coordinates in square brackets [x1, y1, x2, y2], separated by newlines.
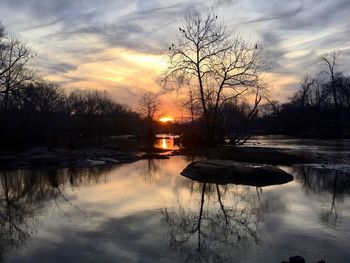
[245, 136, 350, 163]
[1, 156, 350, 262]
[144, 159, 160, 183]
[291, 165, 350, 227]
[163, 181, 268, 262]
[0, 166, 111, 260]
[1, 171, 37, 262]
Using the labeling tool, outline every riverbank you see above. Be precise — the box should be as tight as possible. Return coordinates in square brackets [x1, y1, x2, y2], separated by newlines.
[0, 143, 316, 170]
[173, 146, 313, 165]
[0, 147, 138, 170]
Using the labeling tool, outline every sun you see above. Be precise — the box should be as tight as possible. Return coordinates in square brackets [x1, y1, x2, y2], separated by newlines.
[159, 115, 174, 123]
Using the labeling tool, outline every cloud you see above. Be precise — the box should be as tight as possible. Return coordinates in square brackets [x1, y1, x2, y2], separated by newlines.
[0, 0, 349, 109]
[245, 3, 303, 24]
[44, 62, 77, 74]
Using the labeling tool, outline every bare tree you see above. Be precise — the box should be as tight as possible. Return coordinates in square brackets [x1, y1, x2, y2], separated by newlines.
[0, 24, 34, 114]
[178, 86, 201, 123]
[340, 76, 350, 113]
[0, 23, 4, 38]
[138, 91, 160, 138]
[138, 91, 160, 120]
[222, 91, 262, 144]
[320, 51, 340, 131]
[298, 76, 314, 112]
[164, 10, 264, 142]
[22, 80, 64, 114]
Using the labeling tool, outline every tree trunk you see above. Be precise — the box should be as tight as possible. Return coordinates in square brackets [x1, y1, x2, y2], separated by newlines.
[331, 75, 341, 134]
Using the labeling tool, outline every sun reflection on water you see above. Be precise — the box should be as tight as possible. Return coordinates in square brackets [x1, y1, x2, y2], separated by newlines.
[154, 136, 180, 151]
[161, 139, 167, 150]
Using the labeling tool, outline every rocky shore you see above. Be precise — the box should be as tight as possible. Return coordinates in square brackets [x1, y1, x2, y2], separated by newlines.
[0, 144, 316, 171]
[0, 147, 138, 170]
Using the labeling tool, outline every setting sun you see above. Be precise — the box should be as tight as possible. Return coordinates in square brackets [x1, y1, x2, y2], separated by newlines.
[159, 116, 174, 123]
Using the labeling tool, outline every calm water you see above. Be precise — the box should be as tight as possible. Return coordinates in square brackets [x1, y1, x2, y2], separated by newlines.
[243, 135, 350, 163]
[1, 139, 350, 262]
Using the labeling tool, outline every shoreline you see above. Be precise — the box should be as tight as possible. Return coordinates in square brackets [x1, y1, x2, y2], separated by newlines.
[0, 144, 317, 171]
[0, 147, 139, 171]
[172, 146, 314, 165]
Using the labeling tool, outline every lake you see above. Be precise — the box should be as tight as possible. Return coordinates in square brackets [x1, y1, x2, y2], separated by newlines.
[1, 137, 350, 262]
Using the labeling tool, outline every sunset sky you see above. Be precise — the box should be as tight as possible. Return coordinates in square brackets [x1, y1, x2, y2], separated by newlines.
[1, 0, 349, 118]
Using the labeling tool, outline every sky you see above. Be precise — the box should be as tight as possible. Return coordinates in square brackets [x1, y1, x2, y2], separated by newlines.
[1, 0, 349, 118]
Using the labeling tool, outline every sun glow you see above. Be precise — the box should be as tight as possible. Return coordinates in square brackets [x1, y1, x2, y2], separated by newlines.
[159, 116, 174, 123]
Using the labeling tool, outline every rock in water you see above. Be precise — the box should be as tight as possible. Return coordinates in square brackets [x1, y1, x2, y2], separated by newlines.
[181, 160, 293, 187]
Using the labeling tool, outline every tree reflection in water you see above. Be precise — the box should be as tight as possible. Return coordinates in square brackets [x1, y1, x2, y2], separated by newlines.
[142, 156, 199, 184]
[0, 166, 110, 260]
[292, 165, 350, 227]
[163, 180, 267, 262]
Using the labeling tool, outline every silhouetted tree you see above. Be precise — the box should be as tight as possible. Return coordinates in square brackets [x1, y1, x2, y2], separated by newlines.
[138, 91, 160, 139]
[320, 51, 341, 132]
[0, 23, 141, 149]
[20, 80, 64, 146]
[257, 51, 349, 138]
[0, 83, 141, 148]
[0, 23, 34, 115]
[177, 87, 201, 123]
[164, 10, 264, 142]
[222, 91, 261, 144]
[0, 23, 4, 37]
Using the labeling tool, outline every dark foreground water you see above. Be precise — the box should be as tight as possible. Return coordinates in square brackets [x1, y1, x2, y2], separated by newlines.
[1, 138, 350, 262]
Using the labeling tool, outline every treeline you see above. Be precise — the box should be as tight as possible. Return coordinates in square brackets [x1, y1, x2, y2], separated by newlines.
[257, 52, 350, 137]
[176, 52, 350, 143]
[0, 23, 140, 149]
[1, 81, 140, 149]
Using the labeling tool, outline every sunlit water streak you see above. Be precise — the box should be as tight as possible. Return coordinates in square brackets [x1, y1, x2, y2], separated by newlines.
[153, 136, 180, 151]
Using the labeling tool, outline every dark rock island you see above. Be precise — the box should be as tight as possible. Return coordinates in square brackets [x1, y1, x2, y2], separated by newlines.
[181, 159, 293, 187]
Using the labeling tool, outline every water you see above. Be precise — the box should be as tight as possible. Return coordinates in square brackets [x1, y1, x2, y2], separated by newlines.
[154, 134, 180, 151]
[1, 138, 350, 262]
[243, 135, 350, 163]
